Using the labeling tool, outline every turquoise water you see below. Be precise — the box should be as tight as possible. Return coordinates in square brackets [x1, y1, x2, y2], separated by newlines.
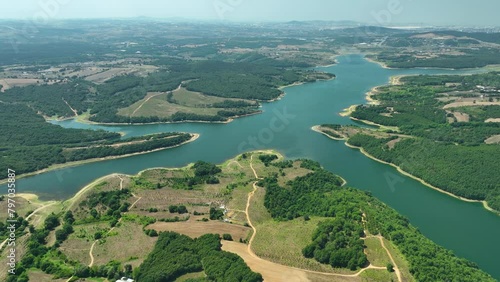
[4, 55, 499, 279]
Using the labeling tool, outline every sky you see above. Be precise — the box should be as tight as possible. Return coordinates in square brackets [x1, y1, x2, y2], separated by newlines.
[1, 0, 499, 26]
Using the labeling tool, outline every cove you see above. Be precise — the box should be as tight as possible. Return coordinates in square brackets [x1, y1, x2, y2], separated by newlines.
[4, 54, 499, 279]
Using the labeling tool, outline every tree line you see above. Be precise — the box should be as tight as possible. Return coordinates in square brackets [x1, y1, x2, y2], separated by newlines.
[258, 165, 495, 281]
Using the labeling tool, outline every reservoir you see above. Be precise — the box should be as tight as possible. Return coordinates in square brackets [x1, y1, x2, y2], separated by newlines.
[5, 54, 499, 279]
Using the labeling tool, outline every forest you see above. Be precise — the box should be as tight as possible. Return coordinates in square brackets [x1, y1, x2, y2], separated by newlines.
[258, 166, 495, 281]
[136, 232, 262, 282]
[0, 59, 328, 124]
[0, 103, 193, 178]
[348, 134, 500, 211]
[348, 72, 500, 211]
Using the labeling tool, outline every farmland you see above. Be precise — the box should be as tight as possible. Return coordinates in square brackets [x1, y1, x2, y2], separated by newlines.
[118, 87, 259, 121]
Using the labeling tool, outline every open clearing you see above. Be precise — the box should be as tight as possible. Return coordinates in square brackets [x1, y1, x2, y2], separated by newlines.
[443, 101, 500, 109]
[92, 221, 156, 268]
[84, 65, 158, 84]
[452, 111, 470, 122]
[485, 134, 500, 144]
[364, 237, 392, 267]
[148, 220, 251, 241]
[0, 78, 41, 91]
[118, 87, 257, 119]
[252, 217, 353, 274]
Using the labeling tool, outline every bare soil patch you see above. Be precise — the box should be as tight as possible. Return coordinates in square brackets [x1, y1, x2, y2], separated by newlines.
[386, 138, 402, 150]
[0, 78, 41, 91]
[148, 220, 251, 241]
[452, 112, 470, 122]
[92, 222, 156, 268]
[485, 135, 500, 144]
[443, 101, 500, 109]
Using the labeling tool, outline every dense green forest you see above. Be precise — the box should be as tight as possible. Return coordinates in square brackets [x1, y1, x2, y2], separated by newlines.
[1, 60, 328, 123]
[348, 134, 500, 211]
[0, 103, 193, 179]
[258, 165, 494, 281]
[136, 232, 262, 282]
[348, 72, 500, 210]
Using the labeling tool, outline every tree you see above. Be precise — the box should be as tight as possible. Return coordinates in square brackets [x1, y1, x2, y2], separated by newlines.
[90, 208, 99, 219]
[44, 213, 60, 230]
[94, 231, 103, 240]
[177, 205, 188, 214]
[63, 211, 75, 224]
[168, 205, 178, 213]
[222, 234, 233, 241]
[387, 263, 394, 273]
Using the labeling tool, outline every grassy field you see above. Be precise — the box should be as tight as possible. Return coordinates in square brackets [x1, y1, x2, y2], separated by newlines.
[381, 237, 415, 282]
[4, 150, 416, 281]
[176, 271, 207, 282]
[252, 217, 354, 274]
[364, 237, 392, 267]
[92, 221, 156, 268]
[118, 87, 257, 119]
[148, 220, 251, 242]
[359, 269, 397, 282]
[60, 222, 111, 265]
[27, 269, 68, 282]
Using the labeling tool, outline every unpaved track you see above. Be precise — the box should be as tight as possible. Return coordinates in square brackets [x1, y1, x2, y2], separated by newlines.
[131, 83, 182, 117]
[0, 201, 57, 250]
[131, 92, 164, 117]
[62, 98, 79, 117]
[88, 175, 141, 267]
[222, 154, 388, 281]
[377, 236, 402, 282]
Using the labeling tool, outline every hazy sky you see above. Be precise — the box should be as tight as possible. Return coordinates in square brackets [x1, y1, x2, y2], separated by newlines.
[1, 0, 499, 26]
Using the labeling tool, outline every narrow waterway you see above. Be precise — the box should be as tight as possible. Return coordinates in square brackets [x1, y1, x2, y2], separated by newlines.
[5, 55, 499, 279]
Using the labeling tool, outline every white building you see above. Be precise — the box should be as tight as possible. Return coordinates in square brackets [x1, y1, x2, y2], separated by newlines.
[116, 278, 134, 282]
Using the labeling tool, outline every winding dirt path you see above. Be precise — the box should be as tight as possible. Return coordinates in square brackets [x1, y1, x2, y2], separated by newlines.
[131, 92, 164, 117]
[377, 236, 402, 282]
[88, 176, 141, 267]
[131, 83, 182, 117]
[0, 201, 57, 250]
[221, 154, 389, 281]
[62, 98, 78, 117]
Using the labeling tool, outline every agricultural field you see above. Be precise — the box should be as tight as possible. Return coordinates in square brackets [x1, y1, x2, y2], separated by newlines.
[1, 150, 490, 281]
[0, 78, 41, 92]
[118, 87, 259, 120]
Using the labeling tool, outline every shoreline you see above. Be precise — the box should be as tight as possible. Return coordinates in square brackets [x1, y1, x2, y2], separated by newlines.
[350, 117, 399, 132]
[0, 133, 200, 185]
[311, 126, 498, 215]
[339, 105, 358, 117]
[22, 150, 284, 204]
[49, 77, 333, 127]
[364, 56, 391, 69]
[50, 83, 301, 127]
[311, 125, 346, 141]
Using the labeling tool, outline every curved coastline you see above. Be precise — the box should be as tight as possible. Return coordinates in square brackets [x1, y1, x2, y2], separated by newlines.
[0, 133, 200, 185]
[50, 80, 328, 127]
[311, 126, 497, 215]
